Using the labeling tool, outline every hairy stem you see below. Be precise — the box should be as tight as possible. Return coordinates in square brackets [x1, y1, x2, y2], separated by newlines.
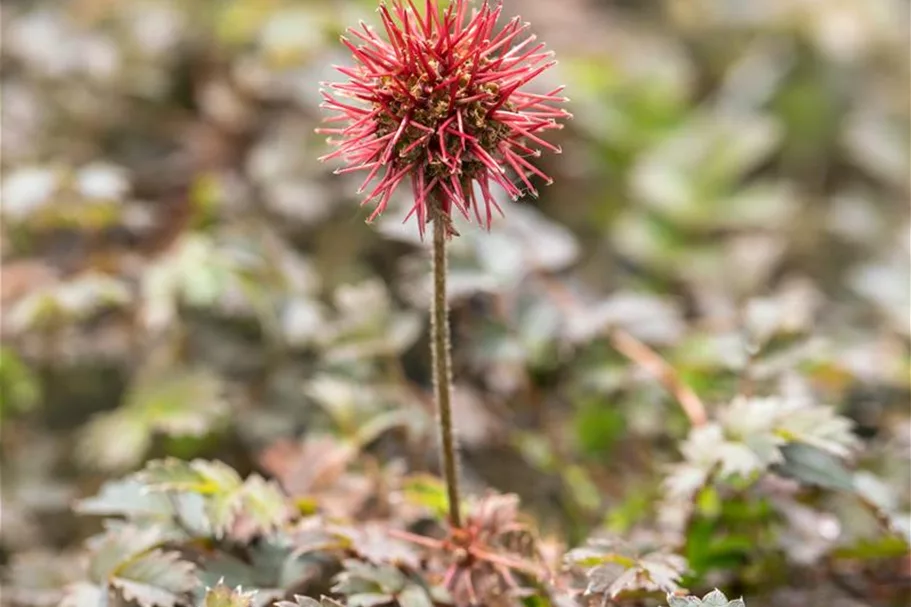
[431, 212, 462, 528]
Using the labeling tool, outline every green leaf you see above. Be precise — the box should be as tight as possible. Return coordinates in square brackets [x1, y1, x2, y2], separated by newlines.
[0, 347, 40, 418]
[574, 400, 626, 457]
[87, 525, 170, 582]
[76, 480, 212, 537]
[111, 550, 197, 607]
[75, 479, 173, 520]
[275, 597, 321, 607]
[833, 535, 911, 560]
[775, 443, 855, 491]
[772, 401, 858, 458]
[138, 458, 243, 495]
[332, 559, 406, 596]
[231, 475, 293, 539]
[203, 582, 258, 607]
[77, 370, 228, 471]
[567, 538, 687, 599]
[79, 525, 197, 607]
[401, 474, 450, 519]
[667, 589, 745, 607]
[396, 585, 433, 607]
[276, 597, 347, 607]
[130, 369, 228, 437]
[347, 594, 393, 607]
[136, 458, 251, 537]
[77, 413, 152, 472]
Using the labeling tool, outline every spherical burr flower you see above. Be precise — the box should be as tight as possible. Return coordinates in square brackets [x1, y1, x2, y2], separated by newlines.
[318, 0, 571, 237]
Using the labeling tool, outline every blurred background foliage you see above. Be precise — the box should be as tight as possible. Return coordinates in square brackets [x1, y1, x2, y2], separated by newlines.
[0, 0, 909, 605]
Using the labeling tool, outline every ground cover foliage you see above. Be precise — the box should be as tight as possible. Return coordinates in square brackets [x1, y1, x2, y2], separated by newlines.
[0, 0, 909, 606]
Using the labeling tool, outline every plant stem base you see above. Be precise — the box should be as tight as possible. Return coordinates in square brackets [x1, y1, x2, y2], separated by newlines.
[431, 213, 462, 529]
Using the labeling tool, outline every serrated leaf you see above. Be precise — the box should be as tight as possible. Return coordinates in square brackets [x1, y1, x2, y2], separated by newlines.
[139, 459, 243, 495]
[229, 475, 293, 539]
[588, 552, 686, 598]
[718, 397, 785, 468]
[701, 589, 745, 606]
[773, 402, 858, 458]
[111, 549, 197, 607]
[673, 396, 859, 494]
[133, 458, 253, 538]
[277, 598, 348, 607]
[667, 589, 745, 607]
[570, 538, 686, 599]
[87, 525, 171, 582]
[203, 582, 258, 607]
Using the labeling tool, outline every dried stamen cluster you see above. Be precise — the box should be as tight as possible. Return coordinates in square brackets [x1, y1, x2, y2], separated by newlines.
[391, 494, 543, 605]
[318, 0, 570, 236]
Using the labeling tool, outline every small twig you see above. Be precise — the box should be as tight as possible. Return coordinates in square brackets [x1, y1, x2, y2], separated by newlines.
[608, 328, 708, 427]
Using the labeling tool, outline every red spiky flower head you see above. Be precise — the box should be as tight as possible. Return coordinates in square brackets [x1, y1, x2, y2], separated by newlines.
[318, 0, 570, 237]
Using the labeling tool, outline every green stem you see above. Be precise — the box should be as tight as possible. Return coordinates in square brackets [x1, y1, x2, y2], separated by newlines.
[431, 211, 462, 528]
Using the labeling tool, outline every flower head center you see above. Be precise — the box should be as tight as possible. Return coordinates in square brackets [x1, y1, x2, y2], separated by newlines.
[374, 55, 516, 180]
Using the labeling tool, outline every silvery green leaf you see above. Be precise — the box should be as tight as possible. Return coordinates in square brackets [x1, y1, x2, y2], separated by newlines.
[135, 458, 247, 537]
[275, 597, 321, 607]
[571, 538, 686, 599]
[774, 400, 859, 458]
[701, 589, 744, 606]
[776, 443, 855, 491]
[715, 442, 766, 478]
[204, 582, 258, 607]
[137, 458, 243, 495]
[718, 397, 785, 469]
[396, 585, 433, 607]
[667, 589, 745, 607]
[77, 413, 152, 472]
[346, 594, 392, 607]
[86, 525, 171, 582]
[74, 479, 173, 519]
[110, 550, 197, 607]
[232, 475, 293, 537]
